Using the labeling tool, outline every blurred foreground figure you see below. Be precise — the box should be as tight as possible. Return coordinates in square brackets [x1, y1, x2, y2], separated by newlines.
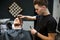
[3, 18, 32, 40]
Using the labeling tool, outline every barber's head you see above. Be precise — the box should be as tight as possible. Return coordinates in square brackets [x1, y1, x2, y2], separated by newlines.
[34, 0, 48, 15]
[13, 18, 23, 28]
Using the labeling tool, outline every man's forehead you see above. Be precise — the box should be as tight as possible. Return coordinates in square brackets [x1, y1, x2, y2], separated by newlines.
[34, 4, 39, 8]
[34, 4, 43, 8]
[14, 18, 19, 21]
[34, 4, 41, 9]
[14, 18, 20, 23]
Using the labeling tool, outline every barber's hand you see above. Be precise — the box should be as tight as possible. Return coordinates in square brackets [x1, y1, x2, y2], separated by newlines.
[30, 28, 37, 35]
[17, 14, 25, 19]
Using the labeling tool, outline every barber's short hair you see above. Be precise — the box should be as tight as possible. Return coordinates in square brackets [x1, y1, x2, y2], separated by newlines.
[34, 0, 48, 8]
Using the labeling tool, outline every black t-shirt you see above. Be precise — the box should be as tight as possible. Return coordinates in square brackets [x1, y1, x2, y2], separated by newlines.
[58, 18, 60, 31]
[34, 15, 57, 40]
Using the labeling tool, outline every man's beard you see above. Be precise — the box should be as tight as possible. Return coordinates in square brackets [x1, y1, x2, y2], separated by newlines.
[12, 25, 22, 29]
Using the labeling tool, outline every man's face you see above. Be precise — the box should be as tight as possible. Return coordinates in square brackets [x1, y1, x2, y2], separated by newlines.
[14, 18, 22, 28]
[34, 4, 44, 15]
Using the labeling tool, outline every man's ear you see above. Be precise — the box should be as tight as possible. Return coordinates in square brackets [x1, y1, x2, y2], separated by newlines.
[42, 5, 46, 11]
[42, 5, 46, 9]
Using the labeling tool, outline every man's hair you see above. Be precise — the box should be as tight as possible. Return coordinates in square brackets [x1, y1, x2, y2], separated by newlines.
[14, 18, 23, 26]
[18, 18, 23, 24]
[34, 0, 48, 8]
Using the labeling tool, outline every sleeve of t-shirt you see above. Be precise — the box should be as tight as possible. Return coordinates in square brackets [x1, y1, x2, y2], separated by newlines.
[36, 15, 41, 20]
[47, 19, 57, 33]
[36, 15, 39, 20]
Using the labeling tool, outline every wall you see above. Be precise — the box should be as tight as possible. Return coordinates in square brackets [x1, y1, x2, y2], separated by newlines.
[53, 0, 60, 33]
[53, 0, 60, 23]
[0, 0, 34, 20]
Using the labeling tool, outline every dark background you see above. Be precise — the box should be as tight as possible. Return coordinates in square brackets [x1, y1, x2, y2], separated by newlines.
[0, 0, 34, 20]
[0, 0, 53, 20]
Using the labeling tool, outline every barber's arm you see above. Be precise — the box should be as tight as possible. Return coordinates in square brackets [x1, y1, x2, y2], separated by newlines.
[17, 15, 36, 20]
[30, 28, 56, 40]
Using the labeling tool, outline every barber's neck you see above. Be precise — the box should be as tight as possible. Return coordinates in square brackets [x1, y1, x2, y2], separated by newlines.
[43, 9, 50, 16]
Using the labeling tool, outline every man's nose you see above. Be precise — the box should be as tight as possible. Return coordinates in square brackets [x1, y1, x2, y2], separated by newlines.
[35, 10, 37, 13]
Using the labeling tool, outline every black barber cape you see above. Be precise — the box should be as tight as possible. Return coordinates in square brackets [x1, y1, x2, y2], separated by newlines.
[3, 29, 32, 40]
